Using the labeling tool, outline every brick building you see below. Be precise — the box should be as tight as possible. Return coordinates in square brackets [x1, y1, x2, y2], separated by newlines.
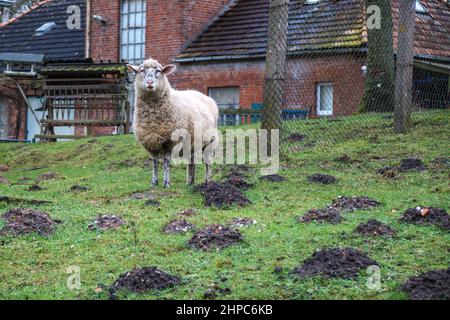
[175, 0, 449, 116]
[0, 0, 449, 141]
[91, 0, 449, 118]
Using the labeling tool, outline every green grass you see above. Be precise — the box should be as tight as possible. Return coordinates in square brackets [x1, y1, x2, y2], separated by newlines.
[0, 112, 448, 300]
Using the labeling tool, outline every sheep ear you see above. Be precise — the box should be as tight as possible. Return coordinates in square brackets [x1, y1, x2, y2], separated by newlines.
[162, 64, 176, 75]
[127, 64, 140, 73]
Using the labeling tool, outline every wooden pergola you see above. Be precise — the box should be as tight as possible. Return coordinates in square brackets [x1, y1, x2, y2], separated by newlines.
[37, 63, 130, 141]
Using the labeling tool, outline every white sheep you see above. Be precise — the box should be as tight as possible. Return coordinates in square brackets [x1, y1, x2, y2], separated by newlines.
[127, 58, 218, 188]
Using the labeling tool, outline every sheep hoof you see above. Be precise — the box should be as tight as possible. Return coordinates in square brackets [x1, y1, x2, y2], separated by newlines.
[151, 180, 158, 187]
[163, 183, 171, 188]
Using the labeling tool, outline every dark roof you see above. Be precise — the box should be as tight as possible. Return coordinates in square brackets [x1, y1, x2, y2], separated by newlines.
[0, 0, 86, 62]
[177, 0, 450, 62]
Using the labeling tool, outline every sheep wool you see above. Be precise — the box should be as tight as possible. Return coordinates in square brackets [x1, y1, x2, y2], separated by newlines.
[129, 58, 219, 188]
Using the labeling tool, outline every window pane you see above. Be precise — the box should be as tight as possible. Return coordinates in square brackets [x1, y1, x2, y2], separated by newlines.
[208, 87, 240, 109]
[130, 0, 136, 13]
[121, 29, 128, 43]
[122, 1, 128, 13]
[318, 84, 333, 115]
[122, 14, 128, 28]
[121, 0, 146, 63]
[129, 13, 136, 27]
[136, 12, 143, 27]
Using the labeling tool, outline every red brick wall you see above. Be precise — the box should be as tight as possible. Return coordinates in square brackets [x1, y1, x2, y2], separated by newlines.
[176, 54, 367, 117]
[89, 0, 120, 62]
[285, 54, 367, 117]
[89, 0, 231, 64]
[0, 87, 27, 140]
[146, 0, 231, 65]
[174, 60, 265, 109]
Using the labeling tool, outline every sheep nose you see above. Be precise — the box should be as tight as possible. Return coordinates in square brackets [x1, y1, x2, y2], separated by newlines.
[147, 80, 154, 86]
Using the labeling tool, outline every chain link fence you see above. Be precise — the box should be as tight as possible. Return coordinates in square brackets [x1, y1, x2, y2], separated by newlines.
[259, 0, 449, 153]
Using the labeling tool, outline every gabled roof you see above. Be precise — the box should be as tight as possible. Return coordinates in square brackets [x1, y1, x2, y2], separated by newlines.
[0, 0, 86, 62]
[177, 0, 450, 62]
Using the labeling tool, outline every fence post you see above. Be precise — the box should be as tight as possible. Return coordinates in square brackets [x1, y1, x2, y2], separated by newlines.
[262, 0, 289, 131]
[394, 0, 416, 133]
[364, 0, 395, 112]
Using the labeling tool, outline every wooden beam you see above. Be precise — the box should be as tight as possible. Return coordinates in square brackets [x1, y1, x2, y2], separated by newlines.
[15, 80, 40, 125]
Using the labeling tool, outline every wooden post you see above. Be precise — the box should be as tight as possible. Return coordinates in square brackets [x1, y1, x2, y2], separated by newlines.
[364, 0, 396, 112]
[394, 0, 416, 133]
[262, 0, 289, 131]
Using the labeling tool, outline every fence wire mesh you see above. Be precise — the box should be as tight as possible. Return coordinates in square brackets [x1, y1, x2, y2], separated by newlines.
[259, 0, 449, 153]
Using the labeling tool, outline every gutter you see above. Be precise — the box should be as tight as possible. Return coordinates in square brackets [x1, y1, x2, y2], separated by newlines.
[175, 54, 266, 64]
[175, 47, 368, 64]
[85, 0, 91, 59]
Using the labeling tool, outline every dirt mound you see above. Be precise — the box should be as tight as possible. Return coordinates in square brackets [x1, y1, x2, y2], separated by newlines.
[109, 267, 181, 298]
[334, 155, 353, 164]
[287, 133, 306, 142]
[0, 196, 51, 205]
[88, 215, 125, 231]
[225, 176, 253, 191]
[224, 165, 253, 179]
[430, 157, 449, 172]
[355, 219, 396, 236]
[401, 268, 450, 300]
[194, 182, 251, 208]
[307, 174, 337, 185]
[330, 196, 380, 211]
[376, 166, 399, 179]
[293, 248, 378, 279]
[228, 217, 256, 227]
[70, 185, 89, 192]
[431, 157, 449, 167]
[188, 224, 244, 251]
[177, 208, 197, 217]
[163, 219, 196, 234]
[400, 207, 449, 231]
[399, 158, 426, 172]
[0, 164, 10, 172]
[36, 172, 63, 182]
[0, 176, 10, 185]
[27, 184, 45, 191]
[144, 199, 161, 207]
[0, 208, 61, 237]
[259, 174, 286, 182]
[297, 208, 342, 224]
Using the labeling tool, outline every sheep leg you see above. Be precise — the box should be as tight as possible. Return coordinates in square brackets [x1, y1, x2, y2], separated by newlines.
[187, 154, 196, 185]
[204, 150, 213, 183]
[151, 157, 158, 187]
[163, 157, 171, 188]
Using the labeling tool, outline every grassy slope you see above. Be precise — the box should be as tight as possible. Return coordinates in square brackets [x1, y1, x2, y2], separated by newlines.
[0, 113, 449, 300]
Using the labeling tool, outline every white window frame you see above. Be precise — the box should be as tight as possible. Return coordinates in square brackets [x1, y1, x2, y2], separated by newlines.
[0, 97, 9, 138]
[208, 87, 240, 110]
[208, 87, 240, 126]
[120, 0, 146, 65]
[316, 83, 333, 116]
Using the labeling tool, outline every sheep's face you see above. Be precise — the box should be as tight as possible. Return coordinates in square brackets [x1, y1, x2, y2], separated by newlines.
[128, 61, 176, 93]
